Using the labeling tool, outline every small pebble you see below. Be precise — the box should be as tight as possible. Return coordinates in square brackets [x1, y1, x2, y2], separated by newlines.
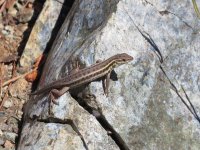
[16, 110, 23, 119]
[17, 8, 34, 23]
[8, 8, 18, 18]
[4, 132, 17, 143]
[0, 138, 4, 145]
[5, 26, 14, 34]
[3, 100, 13, 108]
[0, 111, 6, 117]
[0, 130, 3, 136]
[2, 30, 9, 35]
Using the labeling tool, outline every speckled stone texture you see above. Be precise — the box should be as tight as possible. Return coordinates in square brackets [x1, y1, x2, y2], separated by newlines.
[20, 0, 64, 68]
[19, 0, 200, 149]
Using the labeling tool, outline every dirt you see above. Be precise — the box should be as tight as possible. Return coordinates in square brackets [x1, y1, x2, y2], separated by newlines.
[0, 0, 43, 149]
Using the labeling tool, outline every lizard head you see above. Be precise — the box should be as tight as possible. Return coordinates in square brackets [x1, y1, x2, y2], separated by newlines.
[113, 53, 133, 65]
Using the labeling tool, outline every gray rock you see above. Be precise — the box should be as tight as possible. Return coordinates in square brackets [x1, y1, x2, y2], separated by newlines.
[19, 0, 200, 149]
[19, 0, 65, 68]
[0, 130, 3, 136]
[19, 122, 90, 150]
[1, 30, 9, 35]
[0, 138, 4, 145]
[3, 100, 13, 109]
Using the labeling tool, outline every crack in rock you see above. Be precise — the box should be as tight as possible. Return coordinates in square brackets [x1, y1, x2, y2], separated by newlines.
[144, 1, 194, 30]
[37, 117, 89, 150]
[73, 95, 130, 150]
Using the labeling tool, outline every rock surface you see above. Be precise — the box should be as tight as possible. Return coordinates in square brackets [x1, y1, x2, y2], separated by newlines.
[19, 0, 200, 149]
[19, 0, 64, 68]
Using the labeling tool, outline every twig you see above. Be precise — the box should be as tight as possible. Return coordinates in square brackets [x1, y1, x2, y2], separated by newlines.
[2, 68, 37, 87]
[0, 67, 37, 110]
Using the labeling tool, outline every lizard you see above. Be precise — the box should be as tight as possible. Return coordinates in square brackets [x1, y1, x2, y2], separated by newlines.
[30, 53, 133, 104]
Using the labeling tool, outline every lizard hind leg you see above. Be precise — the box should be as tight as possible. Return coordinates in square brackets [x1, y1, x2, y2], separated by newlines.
[49, 87, 70, 105]
[96, 59, 112, 96]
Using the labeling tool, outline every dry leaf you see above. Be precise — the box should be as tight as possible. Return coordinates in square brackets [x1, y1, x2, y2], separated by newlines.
[25, 70, 38, 82]
[24, 55, 45, 82]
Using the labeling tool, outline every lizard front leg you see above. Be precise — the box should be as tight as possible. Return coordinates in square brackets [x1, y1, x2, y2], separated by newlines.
[102, 72, 111, 97]
[96, 59, 111, 96]
[49, 60, 80, 104]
